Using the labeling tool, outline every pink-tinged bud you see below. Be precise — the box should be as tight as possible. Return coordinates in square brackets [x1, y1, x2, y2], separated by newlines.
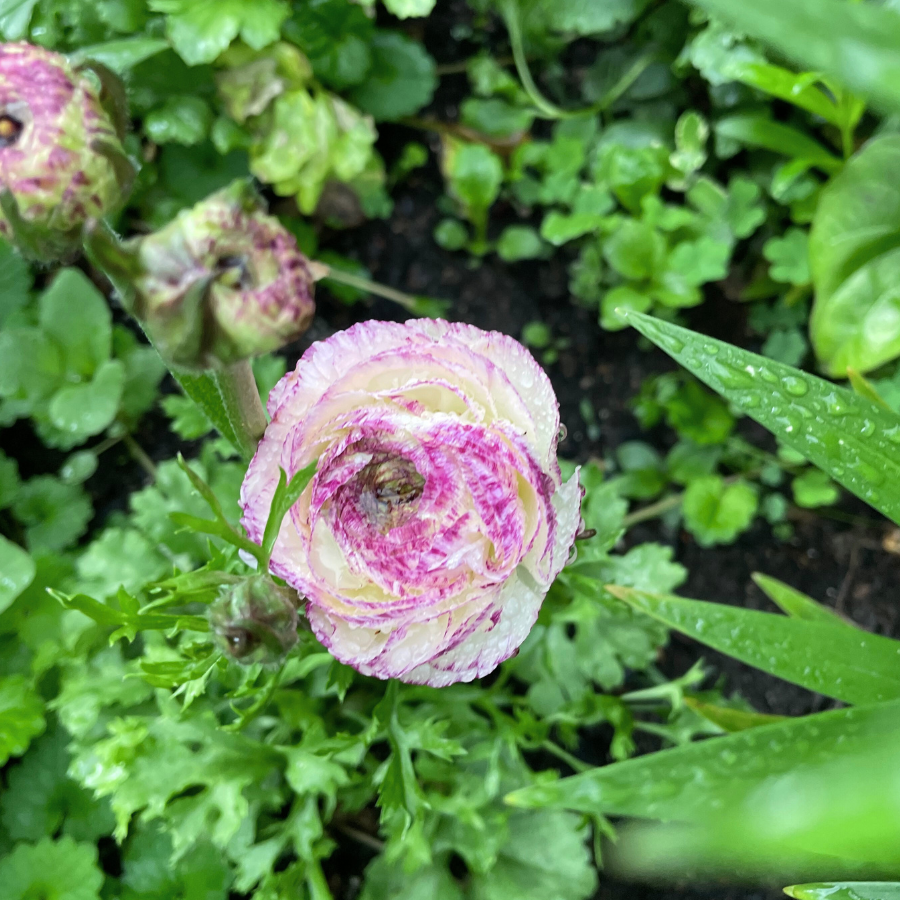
[0, 42, 133, 259]
[124, 180, 316, 369]
[209, 576, 300, 664]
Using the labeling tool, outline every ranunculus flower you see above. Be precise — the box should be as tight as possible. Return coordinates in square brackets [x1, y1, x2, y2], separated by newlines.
[240, 319, 581, 687]
[0, 42, 133, 259]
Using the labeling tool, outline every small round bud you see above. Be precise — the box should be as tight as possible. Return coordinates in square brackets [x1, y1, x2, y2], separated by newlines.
[209, 576, 300, 665]
[127, 180, 315, 369]
[0, 42, 134, 259]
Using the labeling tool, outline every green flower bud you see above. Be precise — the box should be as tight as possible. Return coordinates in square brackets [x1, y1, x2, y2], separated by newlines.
[115, 180, 316, 369]
[209, 575, 300, 665]
[0, 42, 134, 260]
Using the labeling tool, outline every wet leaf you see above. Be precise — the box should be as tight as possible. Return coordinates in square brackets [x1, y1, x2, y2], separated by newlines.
[608, 586, 900, 704]
[506, 698, 900, 816]
[0, 535, 34, 615]
[620, 310, 900, 528]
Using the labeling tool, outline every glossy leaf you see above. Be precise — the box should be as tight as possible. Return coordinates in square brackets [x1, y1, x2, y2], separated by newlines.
[0, 535, 34, 615]
[619, 310, 900, 528]
[505, 698, 900, 816]
[683, 698, 784, 733]
[714, 114, 842, 173]
[785, 885, 900, 900]
[810, 136, 900, 375]
[608, 586, 900, 704]
[752, 573, 852, 627]
[688, 0, 900, 115]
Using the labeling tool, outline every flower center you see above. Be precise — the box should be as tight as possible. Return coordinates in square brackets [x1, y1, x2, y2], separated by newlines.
[0, 114, 23, 148]
[356, 455, 425, 533]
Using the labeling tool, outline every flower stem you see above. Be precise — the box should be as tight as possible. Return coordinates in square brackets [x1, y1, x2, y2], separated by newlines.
[174, 362, 267, 461]
[311, 261, 449, 317]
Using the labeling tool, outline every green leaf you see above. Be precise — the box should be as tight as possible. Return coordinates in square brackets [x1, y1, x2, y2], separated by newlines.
[47, 359, 125, 445]
[349, 31, 436, 121]
[682, 475, 757, 546]
[603, 219, 666, 281]
[608, 586, 900, 704]
[0, 237, 31, 327]
[262, 462, 318, 565]
[619, 310, 900, 529]
[532, 0, 649, 35]
[150, 0, 288, 65]
[0, 535, 34, 615]
[0, 449, 19, 507]
[73, 37, 169, 73]
[445, 143, 504, 222]
[792, 468, 840, 508]
[810, 136, 900, 376]
[39, 269, 111, 379]
[684, 698, 784, 733]
[144, 95, 213, 145]
[505, 698, 900, 816]
[764, 227, 810, 285]
[785, 885, 900, 900]
[382, 0, 436, 18]
[0, 675, 45, 765]
[12, 477, 92, 553]
[687, 0, 900, 115]
[497, 225, 546, 262]
[472, 809, 597, 900]
[0, 836, 103, 900]
[0, 0, 38, 40]
[1, 724, 114, 843]
[751, 573, 852, 627]
[714, 114, 842, 173]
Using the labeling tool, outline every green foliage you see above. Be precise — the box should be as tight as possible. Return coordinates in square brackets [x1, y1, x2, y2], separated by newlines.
[0, 267, 164, 449]
[810, 136, 900, 376]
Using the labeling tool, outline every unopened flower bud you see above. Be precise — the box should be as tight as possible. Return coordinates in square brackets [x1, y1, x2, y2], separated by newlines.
[0, 42, 134, 260]
[209, 575, 300, 664]
[123, 180, 315, 369]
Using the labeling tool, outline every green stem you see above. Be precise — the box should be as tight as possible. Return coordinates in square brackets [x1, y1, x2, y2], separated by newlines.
[174, 362, 267, 461]
[501, 0, 569, 119]
[313, 263, 422, 314]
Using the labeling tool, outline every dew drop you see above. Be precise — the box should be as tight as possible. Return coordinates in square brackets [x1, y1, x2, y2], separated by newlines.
[567, 544, 578, 565]
[886, 425, 900, 444]
[660, 335, 685, 354]
[783, 376, 809, 397]
[703, 343, 719, 355]
[557, 423, 568, 442]
[758, 367, 778, 384]
[860, 419, 875, 438]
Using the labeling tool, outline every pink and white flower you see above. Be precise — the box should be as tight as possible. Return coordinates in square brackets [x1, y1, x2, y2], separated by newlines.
[240, 319, 581, 687]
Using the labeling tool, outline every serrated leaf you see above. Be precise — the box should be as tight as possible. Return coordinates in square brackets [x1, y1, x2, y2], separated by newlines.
[48, 359, 125, 444]
[682, 475, 757, 546]
[0, 675, 45, 765]
[608, 586, 900, 704]
[350, 31, 436, 121]
[620, 310, 900, 528]
[39, 269, 112, 379]
[0, 836, 103, 900]
[506, 698, 900, 816]
[150, 0, 288, 65]
[12, 476, 92, 553]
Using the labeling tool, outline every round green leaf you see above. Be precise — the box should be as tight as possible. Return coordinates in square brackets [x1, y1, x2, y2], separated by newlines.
[0, 535, 34, 615]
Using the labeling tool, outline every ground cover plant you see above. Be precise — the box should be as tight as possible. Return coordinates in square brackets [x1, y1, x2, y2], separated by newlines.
[2, 1, 900, 899]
